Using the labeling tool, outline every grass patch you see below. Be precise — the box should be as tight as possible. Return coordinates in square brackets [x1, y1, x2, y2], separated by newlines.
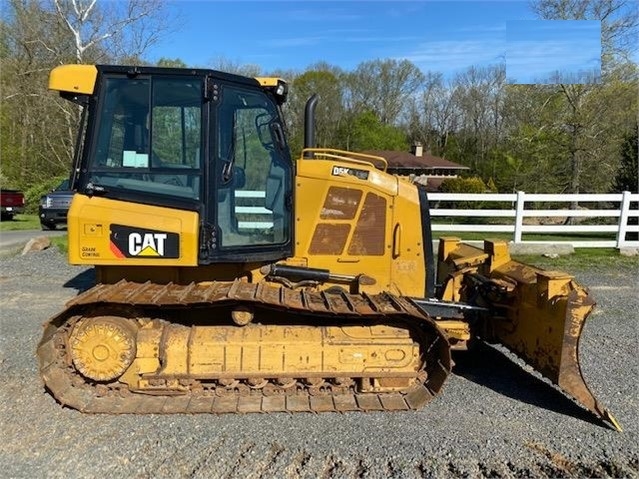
[433, 232, 512, 241]
[432, 233, 637, 269]
[513, 248, 638, 270]
[432, 231, 618, 243]
[0, 214, 40, 231]
[50, 235, 68, 254]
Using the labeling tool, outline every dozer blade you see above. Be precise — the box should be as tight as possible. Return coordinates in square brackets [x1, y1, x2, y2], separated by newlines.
[438, 238, 621, 431]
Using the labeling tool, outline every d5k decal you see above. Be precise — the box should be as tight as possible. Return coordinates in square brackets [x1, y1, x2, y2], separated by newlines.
[110, 225, 179, 258]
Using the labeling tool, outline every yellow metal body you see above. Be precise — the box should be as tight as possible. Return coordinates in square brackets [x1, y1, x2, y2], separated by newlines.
[69, 317, 137, 381]
[254, 77, 283, 87]
[68, 195, 200, 267]
[48, 64, 98, 95]
[66, 150, 429, 298]
[50, 63, 428, 297]
[43, 65, 618, 429]
[290, 151, 427, 297]
[118, 322, 420, 391]
[438, 237, 621, 431]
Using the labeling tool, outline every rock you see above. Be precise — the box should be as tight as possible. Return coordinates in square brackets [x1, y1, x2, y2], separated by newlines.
[21, 236, 51, 255]
[508, 243, 575, 256]
[619, 247, 639, 257]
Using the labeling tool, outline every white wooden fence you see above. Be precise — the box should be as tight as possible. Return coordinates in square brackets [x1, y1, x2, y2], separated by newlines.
[429, 191, 638, 248]
[235, 190, 639, 249]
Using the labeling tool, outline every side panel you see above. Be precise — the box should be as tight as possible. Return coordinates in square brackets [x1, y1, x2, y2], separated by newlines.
[294, 159, 395, 292]
[389, 180, 428, 297]
[68, 194, 199, 266]
[292, 159, 427, 297]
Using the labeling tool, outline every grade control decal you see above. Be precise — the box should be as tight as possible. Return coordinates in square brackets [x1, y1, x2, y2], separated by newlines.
[110, 224, 179, 259]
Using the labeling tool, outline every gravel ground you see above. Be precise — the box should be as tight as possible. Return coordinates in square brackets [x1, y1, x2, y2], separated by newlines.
[0, 248, 637, 478]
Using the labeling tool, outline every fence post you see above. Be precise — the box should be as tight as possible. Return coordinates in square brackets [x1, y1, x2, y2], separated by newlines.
[514, 191, 525, 243]
[616, 190, 631, 249]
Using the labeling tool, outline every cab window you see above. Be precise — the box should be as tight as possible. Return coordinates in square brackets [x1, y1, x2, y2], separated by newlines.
[90, 76, 202, 200]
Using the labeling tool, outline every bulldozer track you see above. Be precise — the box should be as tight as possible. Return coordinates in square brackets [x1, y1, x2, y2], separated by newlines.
[38, 280, 451, 414]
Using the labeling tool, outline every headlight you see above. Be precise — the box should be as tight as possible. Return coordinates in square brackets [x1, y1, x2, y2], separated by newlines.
[40, 196, 52, 208]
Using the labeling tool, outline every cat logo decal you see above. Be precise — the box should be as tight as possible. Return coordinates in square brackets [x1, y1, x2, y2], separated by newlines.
[110, 225, 179, 259]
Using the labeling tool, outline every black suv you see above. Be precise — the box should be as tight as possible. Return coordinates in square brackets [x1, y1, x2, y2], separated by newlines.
[39, 180, 74, 230]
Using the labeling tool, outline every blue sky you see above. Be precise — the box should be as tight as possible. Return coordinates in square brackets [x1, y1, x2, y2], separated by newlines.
[148, 1, 605, 83]
[507, 20, 601, 83]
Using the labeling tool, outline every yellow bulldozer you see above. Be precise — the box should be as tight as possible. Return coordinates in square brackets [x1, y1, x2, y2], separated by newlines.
[38, 64, 619, 430]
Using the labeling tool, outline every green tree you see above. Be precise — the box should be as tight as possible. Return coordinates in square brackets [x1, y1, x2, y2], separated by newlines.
[526, 0, 638, 202]
[613, 132, 638, 193]
[53, 0, 173, 64]
[497, 60, 637, 195]
[345, 59, 424, 125]
[209, 56, 262, 76]
[287, 64, 345, 156]
[406, 71, 458, 156]
[447, 65, 506, 171]
[342, 110, 409, 152]
[0, 0, 173, 190]
[157, 57, 187, 68]
[530, 0, 639, 68]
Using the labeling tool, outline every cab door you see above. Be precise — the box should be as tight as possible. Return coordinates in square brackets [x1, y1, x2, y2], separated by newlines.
[204, 80, 293, 263]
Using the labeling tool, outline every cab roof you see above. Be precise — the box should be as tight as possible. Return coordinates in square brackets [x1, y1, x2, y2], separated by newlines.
[48, 64, 287, 103]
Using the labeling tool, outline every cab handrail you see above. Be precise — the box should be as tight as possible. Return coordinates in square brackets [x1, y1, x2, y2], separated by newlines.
[301, 148, 388, 172]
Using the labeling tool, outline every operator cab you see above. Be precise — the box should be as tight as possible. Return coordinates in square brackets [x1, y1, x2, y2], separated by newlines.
[53, 65, 293, 264]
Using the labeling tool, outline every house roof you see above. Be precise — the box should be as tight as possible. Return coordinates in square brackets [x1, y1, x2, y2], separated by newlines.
[361, 150, 469, 170]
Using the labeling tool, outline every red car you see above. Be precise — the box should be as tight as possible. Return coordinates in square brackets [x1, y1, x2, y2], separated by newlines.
[0, 189, 25, 220]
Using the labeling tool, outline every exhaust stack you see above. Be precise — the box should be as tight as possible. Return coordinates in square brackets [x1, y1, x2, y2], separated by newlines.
[303, 94, 318, 158]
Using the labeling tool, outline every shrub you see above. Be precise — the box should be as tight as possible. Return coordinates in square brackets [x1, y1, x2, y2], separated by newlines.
[437, 177, 500, 221]
[440, 177, 490, 194]
[24, 176, 67, 214]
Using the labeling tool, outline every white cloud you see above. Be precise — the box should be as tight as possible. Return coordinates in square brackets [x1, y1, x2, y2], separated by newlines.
[265, 36, 326, 48]
[508, 20, 601, 32]
[283, 8, 362, 23]
[454, 24, 506, 33]
[398, 39, 506, 72]
[506, 39, 601, 82]
[265, 34, 423, 49]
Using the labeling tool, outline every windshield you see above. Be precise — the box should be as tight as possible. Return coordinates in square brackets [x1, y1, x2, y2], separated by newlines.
[88, 75, 203, 200]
